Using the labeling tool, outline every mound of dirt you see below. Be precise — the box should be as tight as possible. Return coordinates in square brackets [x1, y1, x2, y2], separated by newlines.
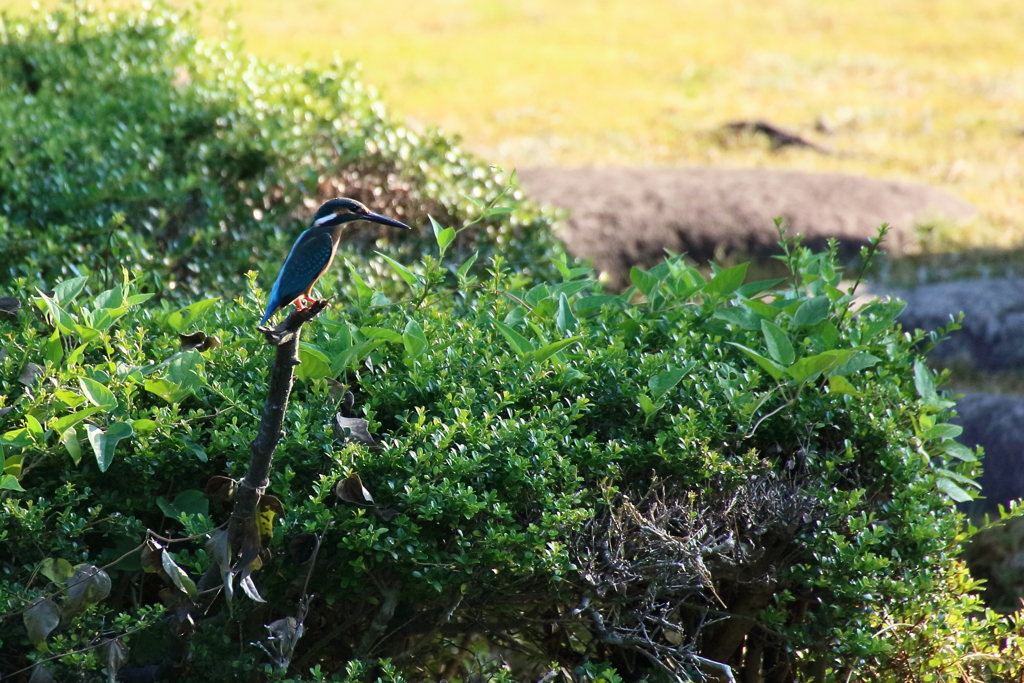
[520, 167, 976, 288]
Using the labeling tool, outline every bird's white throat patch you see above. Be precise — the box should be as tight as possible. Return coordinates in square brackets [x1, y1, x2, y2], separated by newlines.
[313, 213, 337, 227]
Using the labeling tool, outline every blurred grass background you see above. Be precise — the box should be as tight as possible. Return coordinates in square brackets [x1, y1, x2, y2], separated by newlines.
[7, 0, 1024, 251]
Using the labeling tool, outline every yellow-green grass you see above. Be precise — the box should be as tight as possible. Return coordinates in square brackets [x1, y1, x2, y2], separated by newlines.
[8, 0, 1024, 251]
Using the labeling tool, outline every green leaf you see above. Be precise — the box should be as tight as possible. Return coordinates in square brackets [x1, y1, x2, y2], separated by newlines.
[158, 489, 210, 519]
[936, 477, 973, 503]
[166, 298, 219, 334]
[144, 379, 189, 404]
[38, 293, 77, 335]
[630, 267, 661, 297]
[935, 467, 982, 490]
[403, 318, 428, 361]
[161, 551, 198, 600]
[828, 375, 862, 397]
[437, 227, 456, 256]
[574, 295, 626, 316]
[942, 441, 977, 462]
[761, 320, 795, 366]
[167, 350, 204, 390]
[637, 393, 659, 416]
[457, 251, 479, 280]
[527, 336, 582, 363]
[40, 558, 73, 586]
[79, 377, 117, 410]
[914, 359, 937, 399]
[810, 320, 839, 351]
[376, 252, 420, 287]
[787, 350, 856, 383]
[132, 419, 158, 434]
[742, 298, 780, 320]
[727, 343, 786, 381]
[45, 330, 63, 364]
[649, 366, 688, 399]
[126, 293, 155, 307]
[713, 306, 763, 330]
[346, 261, 375, 305]
[53, 276, 89, 305]
[704, 263, 748, 297]
[922, 423, 963, 440]
[829, 351, 880, 377]
[792, 296, 831, 326]
[493, 320, 534, 356]
[84, 422, 133, 473]
[93, 285, 124, 310]
[0, 473, 25, 491]
[359, 327, 404, 344]
[181, 435, 209, 463]
[556, 293, 577, 334]
[296, 343, 332, 382]
[61, 427, 82, 465]
[737, 278, 784, 297]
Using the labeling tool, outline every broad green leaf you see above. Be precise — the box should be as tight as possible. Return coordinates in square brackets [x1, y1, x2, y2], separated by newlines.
[936, 477, 973, 503]
[403, 319, 428, 361]
[638, 393, 658, 416]
[79, 377, 117, 410]
[727, 342, 787, 381]
[493, 320, 534, 356]
[761, 320, 795, 366]
[126, 293, 155, 307]
[649, 367, 688, 399]
[713, 306, 763, 331]
[935, 467, 982, 490]
[40, 558, 73, 586]
[922, 423, 963, 440]
[296, 343, 332, 382]
[167, 350, 204, 390]
[132, 419, 158, 434]
[810, 321, 839, 351]
[53, 276, 88, 305]
[346, 263, 372, 301]
[574, 295, 627, 316]
[180, 435, 209, 463]
[943, 441, 977, 462]
[556, 293, 577, 334]
[61, 427, 82, 465]
[93, 286, 124, 310]
[157, 489, 210, 519]
[1, 428, 31, 449]
[376, 252, 420, 287]
[25, 414, 43, 436]
[792, 296, 831, 326]
[704, 263, 748, 297]
[38, 293, 76, 335]
[788, 353, 842, 383]
[828, 375, 862, 397]
[45, 331, 63, 364]
[145, 379, 189, 404]
[72, 324, 101, 343]
[527, 336, 582, 363]
[84, 422, 133, 473]
[437, 227, 456, 256]
[0, 473, 25, 491]
[457, 251, 479, 280]
[742, 298, 781, 320]
[359, 327, 404, 344]
[737, 278, 784, 297]
[914, 359, 937, 399]
[829, 351, 880, 377]
[161, 551, 198, 600]
[4, 454, 23, 477]
[630, 267, 661, 297]
[166, 298, 219, 334]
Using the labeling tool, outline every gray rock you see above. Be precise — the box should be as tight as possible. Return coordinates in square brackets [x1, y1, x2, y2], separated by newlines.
[876, 277, 1024, 370]
[953, 392, 1024, 511]
[520, 167, 976, 289]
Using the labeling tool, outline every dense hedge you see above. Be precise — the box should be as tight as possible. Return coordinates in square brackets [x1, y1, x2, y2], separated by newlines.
[2, 2, 1023, 682]
[2, 229, 1022, 681]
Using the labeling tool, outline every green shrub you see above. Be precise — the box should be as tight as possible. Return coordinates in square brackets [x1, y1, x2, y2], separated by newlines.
[0, 1, 563, 298]
[2, 223, 1022, 681]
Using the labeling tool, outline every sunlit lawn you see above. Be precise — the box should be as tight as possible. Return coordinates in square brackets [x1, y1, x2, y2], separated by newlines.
[8, 0, 1024, 250]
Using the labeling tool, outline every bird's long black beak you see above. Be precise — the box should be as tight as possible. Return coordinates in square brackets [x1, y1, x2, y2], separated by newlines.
[363, 211, 411, 230]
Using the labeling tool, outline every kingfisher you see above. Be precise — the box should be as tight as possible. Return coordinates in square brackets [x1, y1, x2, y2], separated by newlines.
[260, 198, 411, 325]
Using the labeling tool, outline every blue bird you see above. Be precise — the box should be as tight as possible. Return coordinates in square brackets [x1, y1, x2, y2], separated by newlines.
[260, 198, 410, 326]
